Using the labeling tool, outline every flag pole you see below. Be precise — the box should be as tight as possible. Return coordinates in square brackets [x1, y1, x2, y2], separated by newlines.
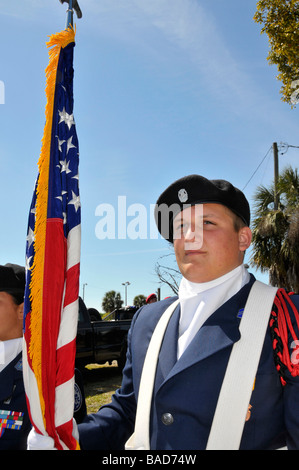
[66, 0, 74, 28]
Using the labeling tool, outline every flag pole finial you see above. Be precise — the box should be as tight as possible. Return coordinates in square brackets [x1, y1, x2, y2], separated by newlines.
[59, 0, 82, 28]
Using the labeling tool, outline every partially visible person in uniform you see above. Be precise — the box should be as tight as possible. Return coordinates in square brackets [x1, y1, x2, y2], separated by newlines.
[146, 293, 157, 305]
[28, 175, 299, 450]
[74, 368, 87, 424]
[0, 264, 31, 450]
[0, 263, 87, 450]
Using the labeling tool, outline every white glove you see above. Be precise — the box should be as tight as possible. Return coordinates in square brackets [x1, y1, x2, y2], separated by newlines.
[27, 419, 79, 450]
[72, 418, 79, 442]
[27, 428, 56, 450]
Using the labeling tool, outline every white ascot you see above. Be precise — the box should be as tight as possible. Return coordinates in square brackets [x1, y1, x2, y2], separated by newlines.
[0, 337, 23, 373]
[177, 264, 250, 359]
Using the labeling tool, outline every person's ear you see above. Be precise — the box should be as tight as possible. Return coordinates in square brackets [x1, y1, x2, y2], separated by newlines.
[239, 227, 252, 252]
[17, 302, 24, 321]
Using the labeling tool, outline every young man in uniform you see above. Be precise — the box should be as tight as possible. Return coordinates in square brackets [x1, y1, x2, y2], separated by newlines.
[31, 175, 299, 450]
[0, 264, 31, 450]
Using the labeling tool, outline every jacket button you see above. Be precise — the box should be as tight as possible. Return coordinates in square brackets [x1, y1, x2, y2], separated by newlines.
[161, 413, 174, 426]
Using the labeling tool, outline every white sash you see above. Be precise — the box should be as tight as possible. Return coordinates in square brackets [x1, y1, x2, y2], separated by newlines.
[206, 281, 278, 449]
[125, 299, 180, 450]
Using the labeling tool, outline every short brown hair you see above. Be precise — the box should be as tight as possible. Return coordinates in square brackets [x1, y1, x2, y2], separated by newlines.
[223, 206, 248, 232]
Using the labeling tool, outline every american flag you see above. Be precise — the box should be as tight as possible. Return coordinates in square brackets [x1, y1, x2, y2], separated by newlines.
[23, 27, 81, 450]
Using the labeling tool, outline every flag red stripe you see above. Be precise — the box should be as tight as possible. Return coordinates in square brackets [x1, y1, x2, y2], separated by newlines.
[42, 219, 67, 444]
[56, 338, 77, 387]
[56, 419, 78, 450]
[64, 263, 80, 308]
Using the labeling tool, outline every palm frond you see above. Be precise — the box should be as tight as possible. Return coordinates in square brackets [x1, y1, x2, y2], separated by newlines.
[250, 166, 299, 291]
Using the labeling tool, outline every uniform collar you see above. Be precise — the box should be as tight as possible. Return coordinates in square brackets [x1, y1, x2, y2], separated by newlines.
[0, 338, 23, 374]
[178, 264, 249, 298]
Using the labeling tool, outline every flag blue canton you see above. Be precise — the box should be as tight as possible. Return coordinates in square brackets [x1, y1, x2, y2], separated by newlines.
[48, 42, 80, 234]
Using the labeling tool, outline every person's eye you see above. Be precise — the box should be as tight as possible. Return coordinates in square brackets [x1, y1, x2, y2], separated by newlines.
[173, 224, 183, 235]
[203, 220, 215, 225]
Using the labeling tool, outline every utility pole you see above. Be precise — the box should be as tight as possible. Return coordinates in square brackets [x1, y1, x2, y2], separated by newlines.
[273, 142, 279, 210]
[157, 287, 161, 301]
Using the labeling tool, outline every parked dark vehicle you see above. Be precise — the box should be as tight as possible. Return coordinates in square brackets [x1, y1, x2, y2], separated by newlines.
[76, 297, 137, 370]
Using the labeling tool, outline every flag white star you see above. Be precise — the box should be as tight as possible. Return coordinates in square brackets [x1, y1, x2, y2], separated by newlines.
[68, 191, 81, 212]
[56, 136, 66, 152]
[66, 136, 76, 155]
[59, 159, 71, 174]
[26, 227, 35, 249]
[58, 107, 75, 130]
[56, 190, 67, 201]
[25, 256, 33, 272]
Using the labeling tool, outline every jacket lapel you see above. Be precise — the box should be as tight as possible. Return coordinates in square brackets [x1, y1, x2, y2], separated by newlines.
[0, 352, 22, 403]
[155, 304, 180, 386]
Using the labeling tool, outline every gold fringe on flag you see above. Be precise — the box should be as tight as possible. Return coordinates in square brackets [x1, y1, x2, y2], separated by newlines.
[29, 26, 76, 428]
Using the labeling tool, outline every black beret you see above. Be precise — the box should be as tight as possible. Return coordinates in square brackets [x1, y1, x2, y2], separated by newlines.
[0, 264, 26, 295]
[154, 174, 250, 242]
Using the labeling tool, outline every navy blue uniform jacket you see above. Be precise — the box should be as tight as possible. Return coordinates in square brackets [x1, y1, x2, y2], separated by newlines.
[0, 353, 31, 450]
[78, 275, 299, 450]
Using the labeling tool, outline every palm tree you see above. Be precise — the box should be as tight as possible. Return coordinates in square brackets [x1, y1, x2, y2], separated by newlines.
[133, 295, 146, 308]
[102, 290, 123, 313]
[250, 166, 299, 292]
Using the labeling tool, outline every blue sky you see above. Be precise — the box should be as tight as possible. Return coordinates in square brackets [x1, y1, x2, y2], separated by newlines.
[1, 0, 299, 311]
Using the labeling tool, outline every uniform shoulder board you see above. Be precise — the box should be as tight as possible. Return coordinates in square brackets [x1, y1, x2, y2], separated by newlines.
[270, 289, 299, 386]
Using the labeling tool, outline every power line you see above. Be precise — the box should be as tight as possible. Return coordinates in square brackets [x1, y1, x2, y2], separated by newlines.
[279, 142, 299, 155]
[242, 146, 272, 191]
[242, 142, 299, 192]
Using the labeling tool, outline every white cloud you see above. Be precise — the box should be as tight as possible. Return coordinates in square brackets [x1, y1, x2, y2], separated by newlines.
[0, 0, 253, 110]
[79, 0, 266, 116]
[1, 0, 291, 124]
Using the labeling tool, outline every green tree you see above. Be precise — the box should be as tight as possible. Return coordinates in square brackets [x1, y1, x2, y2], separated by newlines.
[133, 295, 146, 308]
[102, 290, 123, 313]
[253, 0, 299, 105]
[250, 166, 299, 291]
